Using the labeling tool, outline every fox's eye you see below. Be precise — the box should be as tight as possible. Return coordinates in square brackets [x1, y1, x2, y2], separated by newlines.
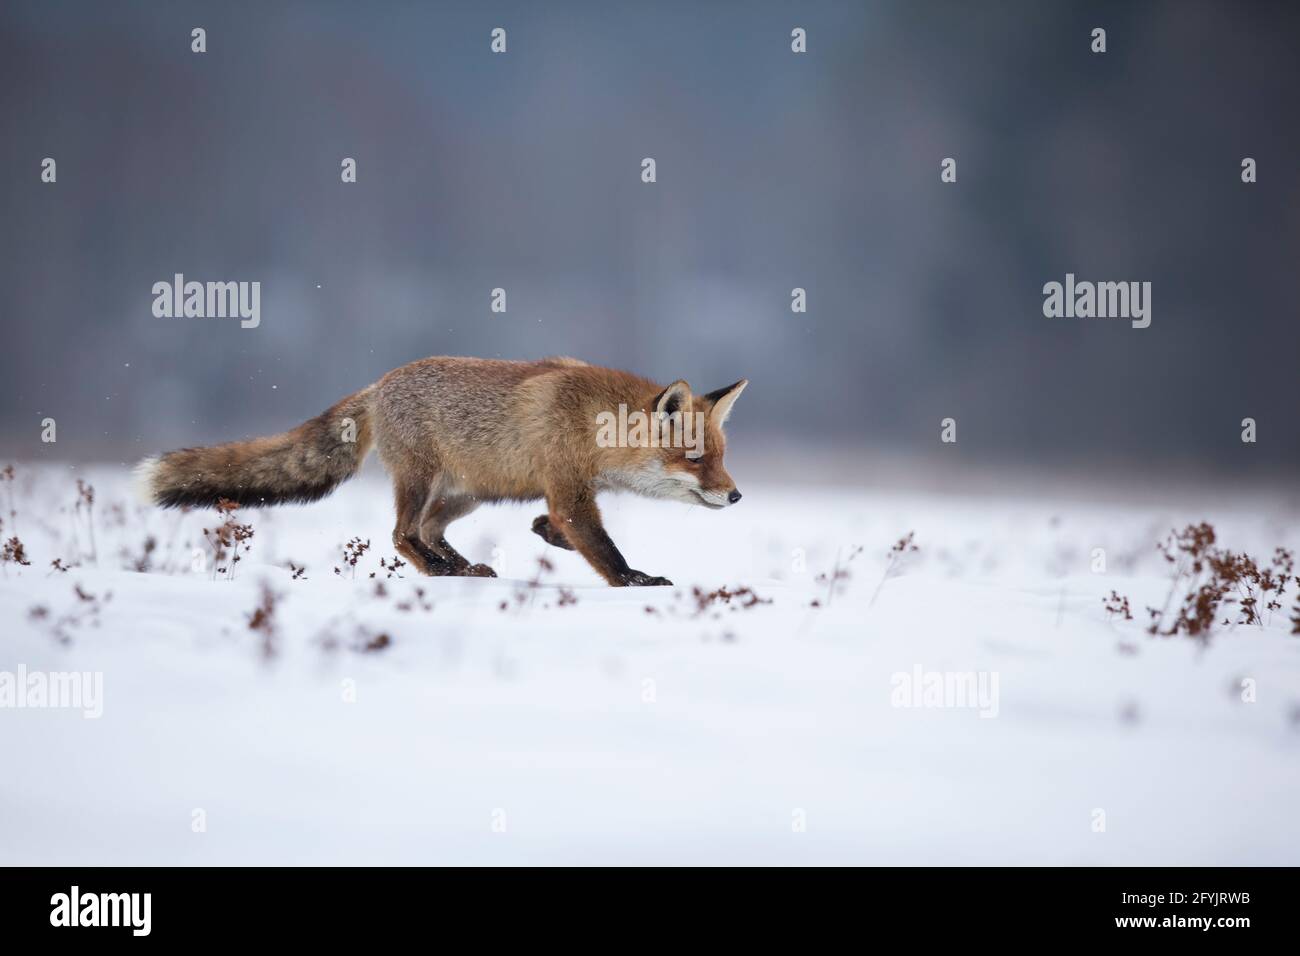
[684, 454, 704, 466]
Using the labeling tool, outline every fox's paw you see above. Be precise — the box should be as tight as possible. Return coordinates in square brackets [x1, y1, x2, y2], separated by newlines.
[462, 563, 497, 578]
[618, 570, 673, 587]
[531, 514, 575, 550]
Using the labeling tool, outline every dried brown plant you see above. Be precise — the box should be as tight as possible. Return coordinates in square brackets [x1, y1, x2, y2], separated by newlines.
[691, 585, 771, 617]
[202, 498, 254, 580]
[246, 581, 280, 659]
[1142, 524, 1295, 641]
[1103, 590, 1132, 621]
[335, 537, 370, 578]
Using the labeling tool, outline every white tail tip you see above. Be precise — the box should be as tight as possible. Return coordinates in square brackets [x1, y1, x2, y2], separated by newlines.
[132, 456, 160, 506]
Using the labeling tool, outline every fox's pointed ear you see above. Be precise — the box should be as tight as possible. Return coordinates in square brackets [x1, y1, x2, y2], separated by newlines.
[703, 379, 748, 426]
[653, 380, 692, 418]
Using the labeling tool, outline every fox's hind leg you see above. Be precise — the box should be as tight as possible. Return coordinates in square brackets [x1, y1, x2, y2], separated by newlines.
[391, 477, 454, 575]
[390, 478, 494, 577]
[418, 491, 496, 577]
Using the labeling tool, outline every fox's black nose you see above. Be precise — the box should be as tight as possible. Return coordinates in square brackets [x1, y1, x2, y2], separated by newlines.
[727, 489, 742, 504]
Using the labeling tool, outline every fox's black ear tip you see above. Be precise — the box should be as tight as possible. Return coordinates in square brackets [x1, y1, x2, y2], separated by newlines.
[704, 379, 748, 404]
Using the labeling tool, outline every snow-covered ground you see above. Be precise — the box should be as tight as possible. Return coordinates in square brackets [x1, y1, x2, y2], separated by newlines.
[1, 461, 1298, 865]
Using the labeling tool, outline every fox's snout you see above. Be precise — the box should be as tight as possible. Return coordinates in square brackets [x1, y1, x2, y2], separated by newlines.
[689, 482, 741, 509]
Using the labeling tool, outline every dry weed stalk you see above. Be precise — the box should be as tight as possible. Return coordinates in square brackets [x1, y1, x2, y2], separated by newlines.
[1, 534, 32, 573]
[28, 582, 112, 645]
[813, 544, 865, 608]
[1, 465, 16, 535]
[202, 498, 254, 580]
[335, 537, 370, 579]
[246, 580, 280, 659]
[1110, 524, 1297, 642]
[691, 585, 771, 617]
[1103, 590, 1132, 621]
[868, 533, 918, 607]
[74, 479, 97, 566]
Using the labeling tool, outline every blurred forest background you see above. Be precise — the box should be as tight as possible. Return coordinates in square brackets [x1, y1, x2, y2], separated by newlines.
[2, 0, 1298, 485]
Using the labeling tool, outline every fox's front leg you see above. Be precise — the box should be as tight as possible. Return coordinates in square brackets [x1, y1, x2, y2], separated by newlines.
[531, 514, 575, 550]
[546, 490, 671, 587]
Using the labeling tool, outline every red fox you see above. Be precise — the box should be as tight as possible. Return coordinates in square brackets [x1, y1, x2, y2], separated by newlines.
[136, 356, 747, 586]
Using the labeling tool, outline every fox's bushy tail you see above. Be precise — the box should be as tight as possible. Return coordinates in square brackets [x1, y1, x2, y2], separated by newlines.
[136, 386, 376, 509]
